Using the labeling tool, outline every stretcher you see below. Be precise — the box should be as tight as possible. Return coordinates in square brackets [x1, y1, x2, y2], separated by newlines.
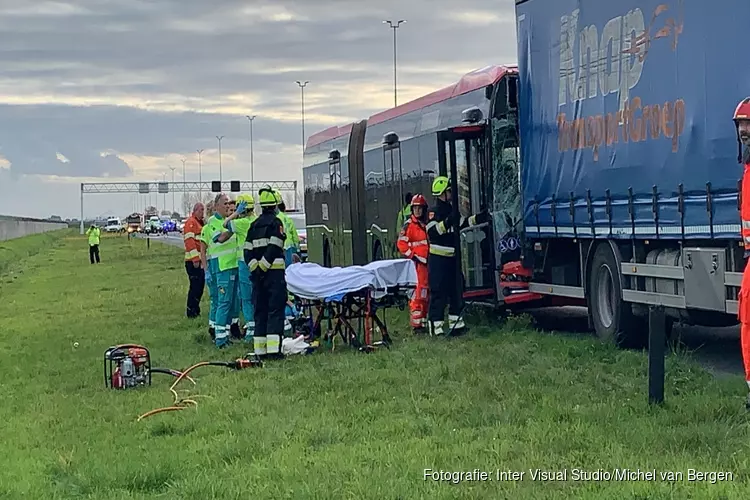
[286, 259, 417, 351]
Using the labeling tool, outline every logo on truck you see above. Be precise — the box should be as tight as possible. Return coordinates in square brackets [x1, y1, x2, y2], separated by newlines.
[557, 2, 685, 160]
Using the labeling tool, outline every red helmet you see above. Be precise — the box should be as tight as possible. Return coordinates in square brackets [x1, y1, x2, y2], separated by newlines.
[735, 98, 750, 162]
[410, 194, 428, 207]
[734, 98, 750, 122]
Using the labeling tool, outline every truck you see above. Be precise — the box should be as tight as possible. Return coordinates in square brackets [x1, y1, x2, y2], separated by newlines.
[303, 0, 746, 347]
[125, 213, 142, 234]
[508, 0, 745, 346]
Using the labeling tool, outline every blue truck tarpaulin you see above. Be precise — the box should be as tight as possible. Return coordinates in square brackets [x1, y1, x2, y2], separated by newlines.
[515, 0, 746, 240]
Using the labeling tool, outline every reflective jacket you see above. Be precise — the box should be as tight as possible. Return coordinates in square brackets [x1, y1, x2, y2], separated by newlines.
[742, 163, 750, 251]
[397, 215, 428, 264]
[228, 214, 257, 263]
[86, 227, 101, 246]
[183, 216, 202, 262]
[277, 211, 299, 250]
[425, 198, 482, 257]
[244, 210, 286, 273]
[208, 215, 238, 272]
[396, 204, 411, 236]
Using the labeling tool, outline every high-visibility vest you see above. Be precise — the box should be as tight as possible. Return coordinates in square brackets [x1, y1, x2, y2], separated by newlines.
[86, 227, 100, 246]
[230, 213, 257, 262]
[207, 215, 237, 272]
[742, 164, 750, 251]
[277, 211, 298, 250]
[396, 205, 411, 236]
[183, 216, 202, 262]
[397, 215, 429, 264]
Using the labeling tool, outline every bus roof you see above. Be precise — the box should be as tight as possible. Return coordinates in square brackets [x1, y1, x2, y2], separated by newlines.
[305, 65, 517, 150]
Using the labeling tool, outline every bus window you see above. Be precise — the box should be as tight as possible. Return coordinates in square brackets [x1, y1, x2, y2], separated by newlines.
[455, 139, 471, 218]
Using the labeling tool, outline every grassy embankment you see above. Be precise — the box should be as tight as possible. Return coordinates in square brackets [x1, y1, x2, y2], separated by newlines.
[0, 232, 748, 499]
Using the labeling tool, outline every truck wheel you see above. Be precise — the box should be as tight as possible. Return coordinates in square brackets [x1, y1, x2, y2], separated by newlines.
[588, 244, 644, 348]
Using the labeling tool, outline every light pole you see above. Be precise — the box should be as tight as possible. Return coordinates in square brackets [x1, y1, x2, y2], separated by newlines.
[295, 80, 308, 161]
[383, 19, 406, 107]
[216, 136, 224, 184]
[196, 149, 204, 200]
[246, 115, 256, 184]
[162, 173, 167, 212]
[181, 158, 187, 213]
[169, 166, 176, 213]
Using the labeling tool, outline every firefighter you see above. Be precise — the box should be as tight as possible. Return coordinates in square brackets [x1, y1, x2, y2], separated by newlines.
[200, 201, 218, 341]
[207, 193, 239, 348]
[183, 202, 205, 319]
[734, 97, 750, 409]
[244, 188, 288, 359]
[220, 193, 257, 342]
[425, 176, 488, 336]
[397, 194, 430, 333]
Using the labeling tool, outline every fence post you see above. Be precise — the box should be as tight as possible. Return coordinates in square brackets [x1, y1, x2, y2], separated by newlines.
[648, 305, 666, 405]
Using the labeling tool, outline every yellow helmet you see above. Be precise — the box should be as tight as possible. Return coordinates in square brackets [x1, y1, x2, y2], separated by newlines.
[273, 190, 282, 204]
[432, 176, 450, 196]
[236, 193, 254, 206]
[259, 188, 277, 207]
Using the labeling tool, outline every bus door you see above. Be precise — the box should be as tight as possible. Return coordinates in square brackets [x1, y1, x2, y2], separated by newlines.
[380, 132, 404, 259]
[437, 125, 496, 301]
[328, 149, 344, 266]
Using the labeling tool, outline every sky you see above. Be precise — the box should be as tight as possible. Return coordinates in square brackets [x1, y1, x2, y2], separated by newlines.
[0, 0, 518, 220]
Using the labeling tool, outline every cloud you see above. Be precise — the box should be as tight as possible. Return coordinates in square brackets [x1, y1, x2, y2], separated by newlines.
[0, 0, 519, 218]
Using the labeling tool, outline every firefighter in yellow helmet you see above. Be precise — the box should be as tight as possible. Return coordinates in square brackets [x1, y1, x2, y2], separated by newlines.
[425, 175, 489, 336]
[244, 188, 287, 358]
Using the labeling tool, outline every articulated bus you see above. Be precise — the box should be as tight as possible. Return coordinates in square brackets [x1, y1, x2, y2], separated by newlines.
[302, 65, 523, 303]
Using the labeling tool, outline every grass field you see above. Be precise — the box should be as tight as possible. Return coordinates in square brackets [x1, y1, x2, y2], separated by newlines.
[1, 231, 749, 499]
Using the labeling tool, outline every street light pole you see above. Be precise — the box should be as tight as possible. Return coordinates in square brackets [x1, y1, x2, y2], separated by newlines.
[181, 158, 187, 213]
[216, 136, 224, 184]
[169, 166, 176, 213]
[246, 115, 256, 184]
[383, 19, 406, 107]
[295, 81, 309, 162]
[197, 149, 204, 200]
[161, 173, 167, 212]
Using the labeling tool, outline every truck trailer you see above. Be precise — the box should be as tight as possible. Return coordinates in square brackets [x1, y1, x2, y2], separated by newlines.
[512, 0, 745, 345]
[302, 0, 747, 347]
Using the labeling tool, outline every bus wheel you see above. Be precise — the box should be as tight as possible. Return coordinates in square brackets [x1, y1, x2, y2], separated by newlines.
[323, 239, 332, 268]
[588, 243, 644, 348]
[372, 241, 383, 261]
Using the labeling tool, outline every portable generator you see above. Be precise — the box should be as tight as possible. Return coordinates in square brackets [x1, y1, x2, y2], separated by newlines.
[104, 344, 151, 389]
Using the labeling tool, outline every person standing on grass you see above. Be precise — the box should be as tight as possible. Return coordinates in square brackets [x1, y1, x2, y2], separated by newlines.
[183, 202, 205, 319]
[200, 201, 218, 342]
[733, 97, 750, 410]
[219, 193, 257, 342]
[208, 193, 241, 348]
[86, 224, 101, 264]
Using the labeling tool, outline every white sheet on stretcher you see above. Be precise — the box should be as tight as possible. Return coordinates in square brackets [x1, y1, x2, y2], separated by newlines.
[285, 259, 417, 300]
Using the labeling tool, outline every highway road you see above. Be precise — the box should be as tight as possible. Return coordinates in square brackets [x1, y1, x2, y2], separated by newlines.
[145, 231, 744, 377]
